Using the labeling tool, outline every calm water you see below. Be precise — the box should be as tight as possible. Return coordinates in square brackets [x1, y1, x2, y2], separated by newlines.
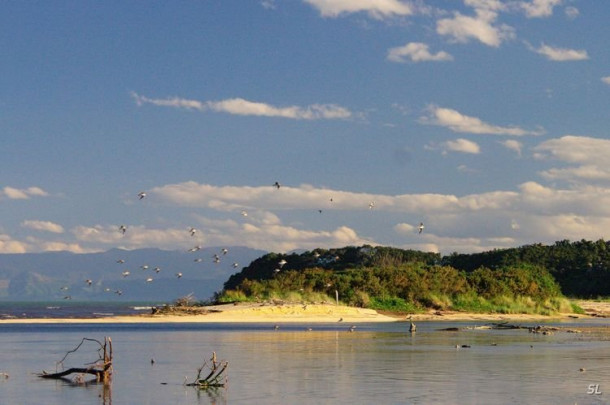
[1, 312, 610, 404]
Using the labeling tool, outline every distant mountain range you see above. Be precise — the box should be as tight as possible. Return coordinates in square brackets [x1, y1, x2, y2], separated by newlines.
[0, 247, 266, 302]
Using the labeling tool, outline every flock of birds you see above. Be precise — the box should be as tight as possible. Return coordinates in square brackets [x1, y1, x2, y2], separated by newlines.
[61, 181, 424, 300]
[61, 189, 241, 300]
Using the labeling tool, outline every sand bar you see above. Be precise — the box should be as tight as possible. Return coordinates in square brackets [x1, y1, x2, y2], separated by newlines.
[0, 301, 606, 324]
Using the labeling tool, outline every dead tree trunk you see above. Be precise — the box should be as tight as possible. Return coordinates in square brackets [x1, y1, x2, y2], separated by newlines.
[185, 352, 228, 389]
[38, 337, 113, 384]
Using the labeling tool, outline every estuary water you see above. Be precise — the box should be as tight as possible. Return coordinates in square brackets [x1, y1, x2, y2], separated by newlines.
[1, 316, 609, 404]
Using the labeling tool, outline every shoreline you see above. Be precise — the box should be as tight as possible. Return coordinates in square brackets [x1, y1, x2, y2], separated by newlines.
[1, 300, 607, 324]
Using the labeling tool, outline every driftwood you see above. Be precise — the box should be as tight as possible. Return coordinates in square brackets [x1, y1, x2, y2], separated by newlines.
[38, 337, 113, 384]
[185, 352, 228, 389]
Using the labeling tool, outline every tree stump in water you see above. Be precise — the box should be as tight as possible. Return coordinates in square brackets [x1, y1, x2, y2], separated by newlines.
[38, 337, 113, 384]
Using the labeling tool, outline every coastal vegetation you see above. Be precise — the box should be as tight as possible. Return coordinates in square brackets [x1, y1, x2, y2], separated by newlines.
[215, 241, 610, 315]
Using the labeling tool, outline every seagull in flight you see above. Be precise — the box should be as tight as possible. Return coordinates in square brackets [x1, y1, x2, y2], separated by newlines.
[138, 191, 147, 200]
[175, 272, 183, 278]
[146, 277, 153, 283]
[85, 279, 93, 286]
[122, 271, 130, 278]
[273, 181, 281, 189]
[232, 262, 239, 268]
[189, 227, 197, 237]
[221, 248, 228, 255]
[116, 259, 125, 264]
[418, 222, 424, 234]
[119, 225, 127, 234]
[278, 259, 287, 268]
[241, 210, 248, 217]
[188, 245, 202, 252]
[369, 201, 375, 210]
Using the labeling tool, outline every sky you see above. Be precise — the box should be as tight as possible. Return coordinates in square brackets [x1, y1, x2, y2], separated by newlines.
[2, 0, 610, 256]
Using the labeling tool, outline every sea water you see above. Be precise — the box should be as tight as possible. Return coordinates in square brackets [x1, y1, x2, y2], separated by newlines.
[0, 309, 609, 404]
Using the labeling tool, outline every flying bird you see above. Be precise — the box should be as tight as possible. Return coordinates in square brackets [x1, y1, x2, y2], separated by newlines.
[138, 191, 147, 200]
[140, 265, 149, 270]
[189, 227, 197, 237]
[146, 277, 153, 283]
[85, 279, 93, 286]
[273, 181, 281, 189]
[154, 267, 161, 273]
[232, 262, 239, 268]
[119, 225, 127, 234]
[188, 245, 202, 252]
[369, 201, 375, 210]
[221, 248, 228, 255]
[175, 272, 183, 278]
[122, 271, 130, 278]
[418, 222, 424, 234]
[278, 259, 287, 268]
[116, 259, 125, 264]
[241, 210, 248, 217]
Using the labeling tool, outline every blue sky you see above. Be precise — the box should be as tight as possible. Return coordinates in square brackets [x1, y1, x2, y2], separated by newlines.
[2, 0, 610, 255]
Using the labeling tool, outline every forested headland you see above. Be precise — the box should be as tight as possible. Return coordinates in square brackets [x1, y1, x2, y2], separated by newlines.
[215, 240, 610, 315]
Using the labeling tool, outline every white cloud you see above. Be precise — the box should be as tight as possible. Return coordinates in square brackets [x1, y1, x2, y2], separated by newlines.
[534, 44, 588, 61]
[519, 0, 562, 18]
[534, 135, 610, 165]
[14, 174, 610, 254]
[534, 135, 610, 182]
[303, 0, 414, 19]
[0, 234, 28, 253]
[21, 220, 65, 234]
[387, 42, 453, 63]
[132, 92, 352, 120]
[436, 1, 514, 47]
[442, 138, 481, 154]
[420, 106, 543, 136]
[2, 186, 49, 200]
[500, 139, 523, 156]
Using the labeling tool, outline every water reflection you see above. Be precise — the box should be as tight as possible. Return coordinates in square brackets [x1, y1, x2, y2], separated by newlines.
[1, 321, 610, 404]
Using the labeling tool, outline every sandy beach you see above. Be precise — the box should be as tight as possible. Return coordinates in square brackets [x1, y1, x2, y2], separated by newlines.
[1, 300, 607, 324]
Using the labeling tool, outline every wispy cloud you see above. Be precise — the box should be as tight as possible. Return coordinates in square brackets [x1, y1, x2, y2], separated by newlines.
[436, 1, 514, 47]
[533, 43, 589, 61]
[387, 42, 453, 63]
[132, 92, 352, 120]
[303, 0, 414, 19]
[420, 106, 543, 136]
[519, 0, 562, 18]
[500, 139, 523, 156]
[564, 6, 579, 20]
[260, 0, 276, 10]
[1, 186, 49, 200]
[21, 220, 65, 234]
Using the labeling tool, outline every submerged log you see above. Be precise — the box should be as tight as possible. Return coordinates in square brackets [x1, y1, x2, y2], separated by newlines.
[38, 337, 113, 384]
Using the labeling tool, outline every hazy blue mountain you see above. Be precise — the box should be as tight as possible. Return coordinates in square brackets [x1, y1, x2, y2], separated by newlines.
[0, 246, 266, 302]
